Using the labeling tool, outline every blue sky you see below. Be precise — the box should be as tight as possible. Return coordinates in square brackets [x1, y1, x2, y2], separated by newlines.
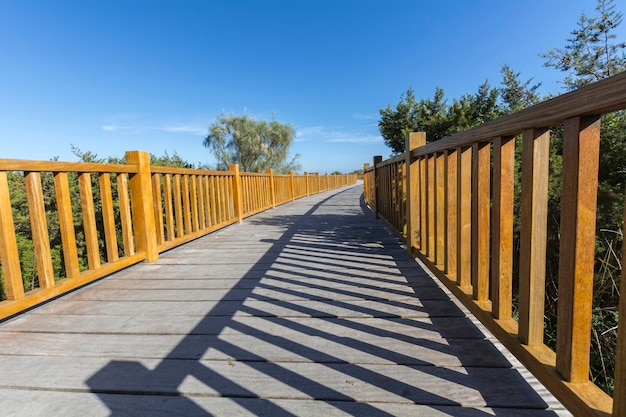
[1, 0, 620, 173]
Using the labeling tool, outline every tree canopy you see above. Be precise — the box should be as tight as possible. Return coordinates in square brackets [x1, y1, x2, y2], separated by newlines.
[203, 113, 300, 173]
[378, 78, 523, 153]
[541, 0, 626, 90]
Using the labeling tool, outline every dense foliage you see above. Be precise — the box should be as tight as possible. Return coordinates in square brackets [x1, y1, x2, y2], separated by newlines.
[378, 0, 625, 395]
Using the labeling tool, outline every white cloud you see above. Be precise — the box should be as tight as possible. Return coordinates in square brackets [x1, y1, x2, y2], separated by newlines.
[351, 113, 378, 120]
[101, 117, 206, 136]
[296, 125, 383, 144]
[158, 125, 206, 135]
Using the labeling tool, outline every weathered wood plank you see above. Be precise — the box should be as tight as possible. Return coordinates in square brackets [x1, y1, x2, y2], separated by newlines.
[0, 390, 573, 417]
[0, 355, 554, 409]
[0, 185, 569, 417]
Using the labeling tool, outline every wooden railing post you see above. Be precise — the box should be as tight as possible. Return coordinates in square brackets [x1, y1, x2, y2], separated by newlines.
[406, 132, 426, 256]
[289, 171, 295, 201]
[125, 150, 158, 262]
[363, 163, 370, 204]
[373, 156, 382, 218]
[0, 172, 24, 300]
[471, 141, 490, 302]
[556, 116, 601, 383]
[305, 172, 310, 196]
[229, 164, 243, 223]
[267, 168, 276, 208]
[491, 136, 515, 319]
[518, 128, 550, 346]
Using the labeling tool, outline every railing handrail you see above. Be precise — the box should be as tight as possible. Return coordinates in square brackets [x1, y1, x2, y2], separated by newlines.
[364, 73, 626, 417]
[0, 153, 357, 321]
[412, 71, 626, 156]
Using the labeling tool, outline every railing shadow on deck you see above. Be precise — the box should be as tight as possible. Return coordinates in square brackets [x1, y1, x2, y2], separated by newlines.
[363, 73, 626, 417]
[86, 187, 558, 417]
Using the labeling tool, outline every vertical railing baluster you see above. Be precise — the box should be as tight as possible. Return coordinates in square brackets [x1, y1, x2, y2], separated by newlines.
[427, 154, 436, 261]
[25, 171, 55, 287]
[435, 152, 446, 268]
[173, 174, 184, 237]
[420, 156, 427, 253]
[405, 133, 424, 255]
[117, 173, 135, 256]
[445, 149, 457, 279]
[54, 172, 80, 279]
[0, 171, 25, 299]
[491, 136, 515, 319]
[152, 173, 165, 246]
[182, 175, 191, 234]
[518, 128, 550, 346]
[163, 174, 174, 241]
[556, 116, 601, 382]
[197, 175, 206, 230]
[471, 142, 490, 302]
[190, 175, 199, 232]
[457, 146, 472, 289]
[100, 173, 119, 263]
[78, 172, 101, 271]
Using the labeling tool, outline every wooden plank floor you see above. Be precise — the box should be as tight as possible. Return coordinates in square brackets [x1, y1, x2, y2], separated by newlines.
[0, 185, 572, 417]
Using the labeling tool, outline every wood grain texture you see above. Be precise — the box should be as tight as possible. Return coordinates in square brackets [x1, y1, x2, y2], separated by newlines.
[173, 174, 184, 238]
[420, 157, 427, 252]
[25, 171, 55, 288]
[79, 173, 100, 270]
[445, 149, 457, 279]
[182, 175, 192, 234]
[190, 175, 199, 232]
[54, 172, 80, 279]
[117, 173, 135, 256]
[162, 174, 175, 242]
[457, 147, 472, 288]
[491, 136, 515, 319]
[125, 151, 158, 262]
[99, 173, 119, 263]
[151, 174, 165, 245]
[196, 175, 206, 230]
[518, 128, 550, 346]
[0, 172, 24, 300]
[435, 153, 446, 268]
[427, 155, 436, 261]
[556, 117, 600, 383]
[0, 185, 567, 417]
[405, 133, 425, 254]
[471, 142, 490, 301]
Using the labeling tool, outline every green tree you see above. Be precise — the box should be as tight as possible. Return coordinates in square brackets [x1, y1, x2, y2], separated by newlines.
[498, 64, 542, 112]
[541, 0, 626, 90]
[203, 113, 300, 173]
[378, 82, 501, 154]
[378, 87, 420, 154]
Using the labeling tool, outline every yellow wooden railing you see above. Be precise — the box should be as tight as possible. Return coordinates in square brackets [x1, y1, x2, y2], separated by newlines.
[364, 72, 626, 417]
[0, 151, 356, 320]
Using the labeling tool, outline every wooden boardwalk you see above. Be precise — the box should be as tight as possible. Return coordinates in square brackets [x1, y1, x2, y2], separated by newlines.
[0, 185, 571, 417]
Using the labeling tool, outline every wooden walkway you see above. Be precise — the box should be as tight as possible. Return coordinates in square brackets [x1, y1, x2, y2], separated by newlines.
[0, 185, 571, 417]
